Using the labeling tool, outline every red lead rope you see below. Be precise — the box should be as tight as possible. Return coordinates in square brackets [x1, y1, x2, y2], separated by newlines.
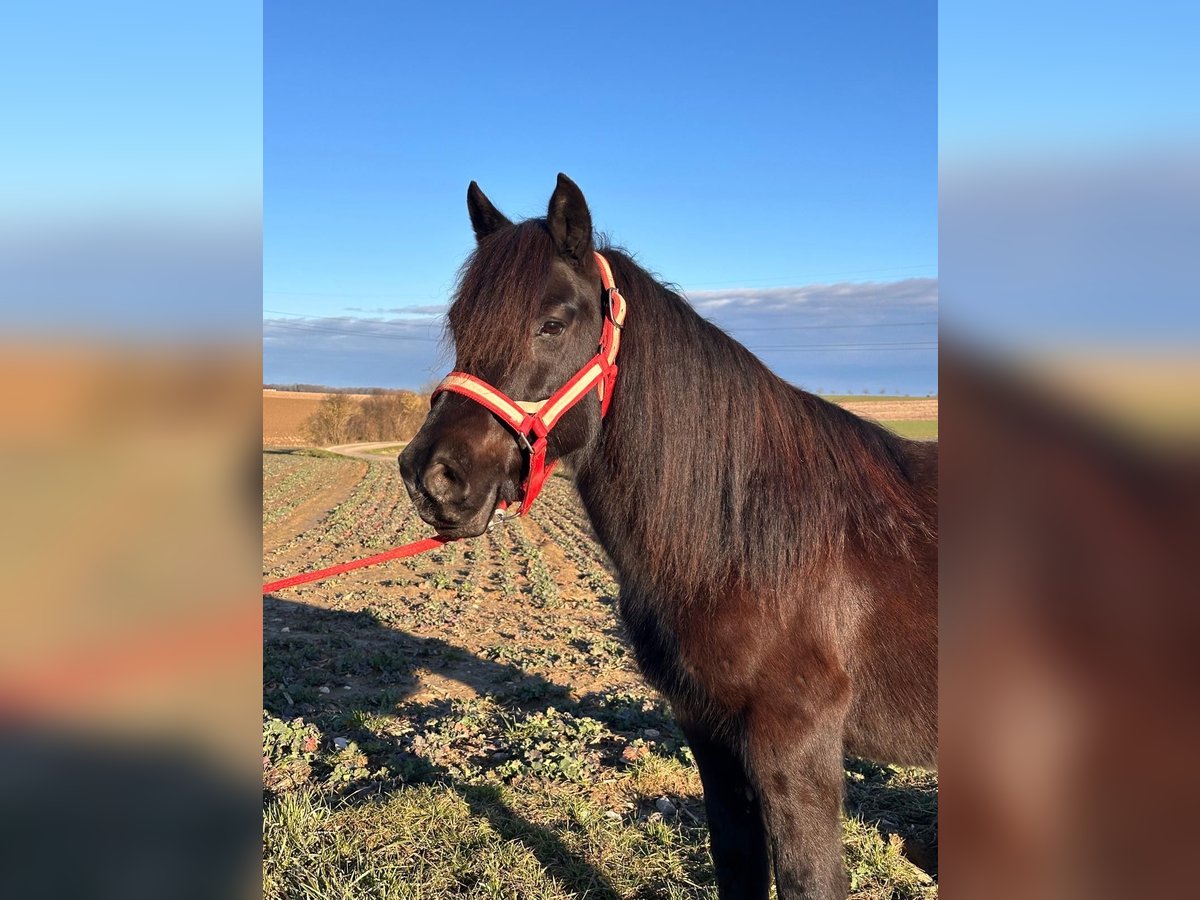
[262, 535, 452, 595]
[262, 251, 627, 597]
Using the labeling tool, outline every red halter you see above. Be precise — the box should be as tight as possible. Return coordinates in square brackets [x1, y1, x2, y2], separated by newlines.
[431, 251, 627, 517]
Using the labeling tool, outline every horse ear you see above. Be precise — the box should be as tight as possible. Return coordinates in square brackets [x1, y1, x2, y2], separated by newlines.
[546, 173, 594, 265]
[467, 181, 512, 241]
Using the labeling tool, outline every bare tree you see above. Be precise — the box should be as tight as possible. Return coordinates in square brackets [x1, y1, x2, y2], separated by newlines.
[303, 393, 359, 445]
[303, 390, 430, 445]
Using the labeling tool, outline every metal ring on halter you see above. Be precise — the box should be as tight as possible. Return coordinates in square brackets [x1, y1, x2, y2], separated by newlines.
[603, 287, 623, 328]
[515, 430, 535, 454]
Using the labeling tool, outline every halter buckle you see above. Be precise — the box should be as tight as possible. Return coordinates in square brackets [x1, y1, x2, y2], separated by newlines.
[603, 287, 623, 328]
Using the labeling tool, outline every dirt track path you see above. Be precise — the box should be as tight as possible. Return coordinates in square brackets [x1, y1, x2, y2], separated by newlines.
[325, 441, 407, 460]
[263, 455, 368, 553]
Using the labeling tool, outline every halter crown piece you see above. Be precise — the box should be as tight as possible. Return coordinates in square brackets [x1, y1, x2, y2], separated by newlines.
[431, 251, 627, 518]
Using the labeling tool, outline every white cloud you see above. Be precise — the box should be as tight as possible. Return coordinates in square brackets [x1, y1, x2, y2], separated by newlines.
[342, 304, 447, 316]
[687, 278, 938, 323]
[263, 278, 939, 394]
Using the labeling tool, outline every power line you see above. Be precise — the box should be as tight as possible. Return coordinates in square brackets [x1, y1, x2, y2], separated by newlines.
[264, 318, 936, 353]
[682, 264, 936, 289]
[263, 319, 443, 342]
[262, 263, 937, 300]
[263, 307, 442, 323]
[749, 341, 938, 350]
[263, 290, 438, 299]
[264, 310, 936, 338]
[724, 320, 936, 333]
[755, 344, 937, 352]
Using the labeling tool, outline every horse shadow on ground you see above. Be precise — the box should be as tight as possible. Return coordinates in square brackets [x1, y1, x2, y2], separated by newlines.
[263, 595, 937, 891]
[265, 594, 648, 898]
[1, 728, 253, 900]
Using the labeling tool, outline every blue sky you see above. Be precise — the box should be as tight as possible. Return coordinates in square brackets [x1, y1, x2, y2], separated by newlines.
[3, 1, 260, 222]
[265, 1, 937, 393]
[940, 1, 1199, 159]
[2, 1, 261, 338]
[940, 2, 1200, 350]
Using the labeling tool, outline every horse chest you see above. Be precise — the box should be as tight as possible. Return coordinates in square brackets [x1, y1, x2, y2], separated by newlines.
[616, 588, 772, 717]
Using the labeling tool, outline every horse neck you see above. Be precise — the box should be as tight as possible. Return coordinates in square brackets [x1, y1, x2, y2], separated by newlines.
[571, 254, 926, 602]
[572, 259, 812, 599]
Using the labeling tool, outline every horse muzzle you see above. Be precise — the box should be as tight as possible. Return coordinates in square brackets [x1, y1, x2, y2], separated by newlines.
[399, 433, 518, 539]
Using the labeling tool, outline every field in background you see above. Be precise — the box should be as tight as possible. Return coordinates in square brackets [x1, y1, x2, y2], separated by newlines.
[262, 389, 372, 445]
[264, 390, 938, 445]
[833, 396, 938, 440]
[879, 419, 939, 440]
[263, 451, 938, 898]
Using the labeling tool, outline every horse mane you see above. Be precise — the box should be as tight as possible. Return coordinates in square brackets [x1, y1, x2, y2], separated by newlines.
[579, 245, 935, 603]
[448, 220, 935, 603]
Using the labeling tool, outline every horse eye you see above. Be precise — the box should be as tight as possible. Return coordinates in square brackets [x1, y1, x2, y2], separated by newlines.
[538, 320, 565, 337]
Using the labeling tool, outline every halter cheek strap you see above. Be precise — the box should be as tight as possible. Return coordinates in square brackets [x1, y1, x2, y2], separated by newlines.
[431, 250, 627, 517]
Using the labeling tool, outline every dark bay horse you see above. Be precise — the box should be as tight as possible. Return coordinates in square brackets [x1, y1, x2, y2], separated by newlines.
[399, 174, 937, 899]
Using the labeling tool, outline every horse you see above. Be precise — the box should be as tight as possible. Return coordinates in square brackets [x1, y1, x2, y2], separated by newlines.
[399, 174, 938, 899]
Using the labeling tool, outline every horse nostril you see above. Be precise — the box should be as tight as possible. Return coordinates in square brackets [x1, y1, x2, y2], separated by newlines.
[422, 456, 469, 504]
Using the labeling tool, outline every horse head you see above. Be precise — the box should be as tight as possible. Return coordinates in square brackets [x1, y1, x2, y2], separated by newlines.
[399, 174, 614, 537]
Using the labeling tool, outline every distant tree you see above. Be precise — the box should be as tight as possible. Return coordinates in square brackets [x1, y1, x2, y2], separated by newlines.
[397, 392, 428, 439]
[350, 394, 394, 441]
[303, 393, 359, 445]
[345, 391, 429, 441]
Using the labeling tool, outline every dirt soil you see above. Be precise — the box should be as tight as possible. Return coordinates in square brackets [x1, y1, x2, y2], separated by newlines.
[837, 397, 938, 421]
[264, 457, 639, 709]
[264, 391, 937, 445]
[262, 452, 938, 897]
[262, 451, 368, 552]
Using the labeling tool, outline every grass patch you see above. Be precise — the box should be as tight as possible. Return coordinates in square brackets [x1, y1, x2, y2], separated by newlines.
[821, 394, 934, 403]
[878, 419, 938, 440]
[263, 446, 346, 459]
[363, 444, 408, 456]
[263, 461, 937, 896]
[264, 782, 711, 900]
[264, 772, 936, 899]
[263, 695, 935, 898]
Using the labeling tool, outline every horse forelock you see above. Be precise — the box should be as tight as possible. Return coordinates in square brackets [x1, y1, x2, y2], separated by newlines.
[447, 220, 556, 380]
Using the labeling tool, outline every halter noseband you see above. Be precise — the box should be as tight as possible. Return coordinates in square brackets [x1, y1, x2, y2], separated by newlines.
[431, 251, 627, 518]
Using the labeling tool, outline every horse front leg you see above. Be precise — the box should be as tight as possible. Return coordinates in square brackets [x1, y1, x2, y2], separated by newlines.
[680, 719, 770, 899]
[745, 680, 850, 899]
